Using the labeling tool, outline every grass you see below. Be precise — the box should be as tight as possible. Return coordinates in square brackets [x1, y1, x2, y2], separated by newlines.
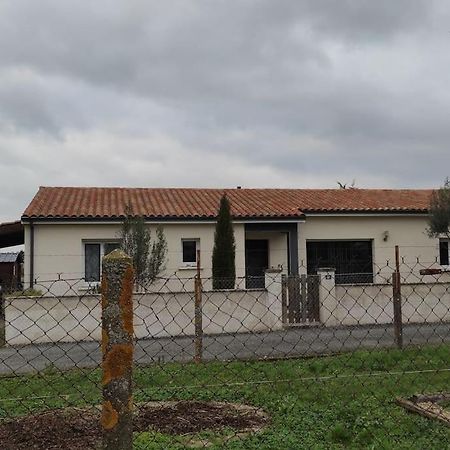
[0, 345, 450, 449]
[5, 288, 43, 298]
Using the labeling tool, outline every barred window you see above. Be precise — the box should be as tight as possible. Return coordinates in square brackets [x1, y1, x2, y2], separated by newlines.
[306, 240, 374, 284]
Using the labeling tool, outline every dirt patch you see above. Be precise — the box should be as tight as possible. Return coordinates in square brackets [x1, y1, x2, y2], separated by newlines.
[0, 408, 100, 450]
[136, 400, 268, 435]
[0, 401, 270, 450]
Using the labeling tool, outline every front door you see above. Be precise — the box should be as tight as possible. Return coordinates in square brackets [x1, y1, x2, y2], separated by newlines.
[245, 239, 269, 289]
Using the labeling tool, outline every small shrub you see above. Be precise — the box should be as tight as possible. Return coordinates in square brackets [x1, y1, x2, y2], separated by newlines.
[6, 288, 43, 298]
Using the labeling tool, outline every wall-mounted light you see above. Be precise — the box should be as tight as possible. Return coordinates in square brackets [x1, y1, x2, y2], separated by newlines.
[382, 231, 389, 242]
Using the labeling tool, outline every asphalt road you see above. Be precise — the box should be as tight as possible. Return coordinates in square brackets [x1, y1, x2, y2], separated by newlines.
[1, 322, 449, 375]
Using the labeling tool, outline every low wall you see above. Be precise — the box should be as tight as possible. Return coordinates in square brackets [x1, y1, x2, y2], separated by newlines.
[6, 295, 101, 345]
[334, 282, 450, 326]
[5, 289, 274, 345]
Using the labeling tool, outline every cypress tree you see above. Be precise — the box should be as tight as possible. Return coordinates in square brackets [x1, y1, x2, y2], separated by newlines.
[212, 195, 236, 289]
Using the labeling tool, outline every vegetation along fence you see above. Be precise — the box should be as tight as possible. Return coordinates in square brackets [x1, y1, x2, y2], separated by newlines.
[0, 249, 449, 448]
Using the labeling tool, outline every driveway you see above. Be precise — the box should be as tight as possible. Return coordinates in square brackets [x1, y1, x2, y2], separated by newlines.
[0, 322, 449, 375]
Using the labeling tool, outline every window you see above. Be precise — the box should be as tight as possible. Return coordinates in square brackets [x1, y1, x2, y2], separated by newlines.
[182, 239, 199, 266]
[306, 240, 374, 284]
[84, 242, 120, 282]
[440, 240, 449, 266]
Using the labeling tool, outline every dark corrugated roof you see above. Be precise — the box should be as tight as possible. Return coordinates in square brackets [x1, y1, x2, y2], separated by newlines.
[0, 252, 22, 263]
[22, 186, 433, 220]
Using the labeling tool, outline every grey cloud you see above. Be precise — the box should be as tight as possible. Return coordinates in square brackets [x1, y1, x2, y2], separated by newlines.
[0, 1, 443, 136]
[0, 0, 449, 223]
[0, 1, 432, 97]
[296, 0, 432, 41]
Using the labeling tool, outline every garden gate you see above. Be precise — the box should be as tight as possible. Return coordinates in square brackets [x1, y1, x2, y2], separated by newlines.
[282, 274, 320, 324]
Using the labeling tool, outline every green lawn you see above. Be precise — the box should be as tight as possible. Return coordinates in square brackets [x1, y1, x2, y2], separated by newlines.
[1, 345, 450, 449]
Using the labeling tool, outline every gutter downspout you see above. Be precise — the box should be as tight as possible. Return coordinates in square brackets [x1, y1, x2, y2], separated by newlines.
[29, 221, 34, 289]
[286, 231, 291, 274]
[288, 224, 299, 276]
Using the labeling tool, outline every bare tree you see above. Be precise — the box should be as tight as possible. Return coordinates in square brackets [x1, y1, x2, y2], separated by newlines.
[119, 205, 168, 285]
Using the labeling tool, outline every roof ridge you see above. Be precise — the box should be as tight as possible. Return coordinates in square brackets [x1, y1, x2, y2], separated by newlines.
[36, 186, 435, 192]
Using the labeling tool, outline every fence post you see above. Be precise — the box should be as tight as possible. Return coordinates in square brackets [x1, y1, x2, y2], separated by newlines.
[194, 249, 203, 363]
[0, 285, 5, 347]
[287, 275, 301, 323]
[392, 245, 403, 349]
[101, 250, 134, 450]
[300, 274, 307, 322]
[281, 274, 287, 324]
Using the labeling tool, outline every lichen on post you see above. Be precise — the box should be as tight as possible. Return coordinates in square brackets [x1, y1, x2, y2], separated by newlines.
[101, 249, 134, 450]
[0, 285, 5, 347]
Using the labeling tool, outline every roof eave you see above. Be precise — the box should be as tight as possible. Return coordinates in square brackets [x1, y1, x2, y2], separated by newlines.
[21, 214, 306, 223]
[303, 209, 429, 216]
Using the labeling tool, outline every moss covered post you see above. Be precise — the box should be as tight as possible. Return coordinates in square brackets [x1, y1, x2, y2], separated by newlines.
[0, 285, 5, 347]
[101, 249, 134, 450]
[194, 249, 203, 363]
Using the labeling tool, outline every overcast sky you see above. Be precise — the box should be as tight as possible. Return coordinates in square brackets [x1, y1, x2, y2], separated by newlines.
[0, 0, 449, 221]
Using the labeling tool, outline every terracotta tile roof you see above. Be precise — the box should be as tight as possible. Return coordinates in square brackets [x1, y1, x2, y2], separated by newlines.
[22, 186, 433, 220]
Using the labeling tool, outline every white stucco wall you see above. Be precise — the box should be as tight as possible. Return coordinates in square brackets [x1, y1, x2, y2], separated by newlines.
[23, 214, 443, 295]
[331, 282, 450, 326]
[24, 222, 246, 294]
[5, 288, 278, 345]
[298, 215, 440, 282]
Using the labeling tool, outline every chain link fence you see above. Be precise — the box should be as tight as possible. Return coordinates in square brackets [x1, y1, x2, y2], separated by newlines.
[0, 252, 449, 448]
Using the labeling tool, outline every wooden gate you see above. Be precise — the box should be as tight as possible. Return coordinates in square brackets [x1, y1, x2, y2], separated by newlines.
[281, 274, 320, 324]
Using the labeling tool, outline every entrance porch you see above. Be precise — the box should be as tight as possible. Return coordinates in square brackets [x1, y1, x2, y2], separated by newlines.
[244, 222, 299, 289]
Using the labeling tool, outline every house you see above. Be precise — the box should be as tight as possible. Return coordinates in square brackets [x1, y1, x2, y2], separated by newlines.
[20, 186, 444, 294]
[0, 251, 24, 292]
[9, 185, 450, 345]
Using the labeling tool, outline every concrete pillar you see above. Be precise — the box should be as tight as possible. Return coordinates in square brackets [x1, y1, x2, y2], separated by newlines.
[101, 249, 134, 450]
[265, 268, 283, 330]
[317, 268, 339, 327]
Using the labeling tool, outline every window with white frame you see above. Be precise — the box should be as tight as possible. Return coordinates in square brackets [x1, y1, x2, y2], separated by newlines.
[182, 239, 199, 266]
[440, 240, 449, 266]
[84, 242, 121, 282]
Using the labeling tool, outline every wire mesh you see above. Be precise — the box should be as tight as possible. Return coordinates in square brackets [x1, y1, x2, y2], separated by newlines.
[0, 256, 449, 448]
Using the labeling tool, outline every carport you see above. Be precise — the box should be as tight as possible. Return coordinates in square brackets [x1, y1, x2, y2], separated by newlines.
[0, 221, 24, 248]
